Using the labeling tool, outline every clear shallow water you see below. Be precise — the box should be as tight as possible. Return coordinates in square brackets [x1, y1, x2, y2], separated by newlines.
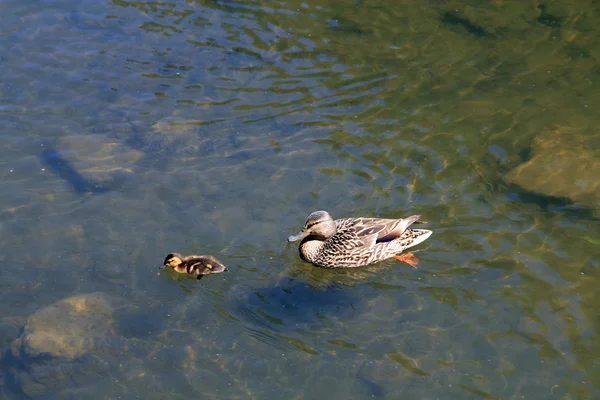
[2, 0, 600, 398]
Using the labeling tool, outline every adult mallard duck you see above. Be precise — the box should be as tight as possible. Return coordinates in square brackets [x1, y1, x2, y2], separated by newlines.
[288, 211, 432, 268]
[160, 253, 228, 279]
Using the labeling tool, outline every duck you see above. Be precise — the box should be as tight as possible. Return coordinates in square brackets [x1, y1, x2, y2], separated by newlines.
[159, 253, 228, 279]
[288, 211, 432, 268]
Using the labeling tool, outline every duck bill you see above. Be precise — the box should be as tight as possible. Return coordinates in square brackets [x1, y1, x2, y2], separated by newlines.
[159, 264, 168, 270]
[288, 230, 308, 242]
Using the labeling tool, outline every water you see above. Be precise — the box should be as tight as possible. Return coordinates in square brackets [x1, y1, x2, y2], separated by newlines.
[2, 0, 600, 398]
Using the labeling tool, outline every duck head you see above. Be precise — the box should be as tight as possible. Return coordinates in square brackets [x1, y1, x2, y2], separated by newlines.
[288, 210, 337, 242]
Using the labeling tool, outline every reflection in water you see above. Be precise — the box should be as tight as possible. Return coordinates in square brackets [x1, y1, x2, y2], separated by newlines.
[231, 277, 360, 355]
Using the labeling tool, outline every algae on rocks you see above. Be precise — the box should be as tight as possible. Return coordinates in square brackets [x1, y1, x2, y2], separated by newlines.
[504, 127, 600, 211]
[12, 292, 122, 360]
[9, 292, 134, 398]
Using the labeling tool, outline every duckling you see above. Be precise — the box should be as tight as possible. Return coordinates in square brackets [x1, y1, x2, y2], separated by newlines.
[159, 253, 228, 279]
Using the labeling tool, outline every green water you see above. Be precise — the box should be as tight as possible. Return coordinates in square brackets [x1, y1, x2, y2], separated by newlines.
[2, 0, 600, 398]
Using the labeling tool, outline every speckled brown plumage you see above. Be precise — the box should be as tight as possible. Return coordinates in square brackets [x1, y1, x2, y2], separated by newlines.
[159, 253, 228, 279]
[288, 211, 432, 268]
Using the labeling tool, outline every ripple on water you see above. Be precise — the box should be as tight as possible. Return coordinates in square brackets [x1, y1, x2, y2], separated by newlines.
[3, 0, 600, 398]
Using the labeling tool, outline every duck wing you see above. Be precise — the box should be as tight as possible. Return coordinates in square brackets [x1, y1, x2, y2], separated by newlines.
[348, 215, 422, 248]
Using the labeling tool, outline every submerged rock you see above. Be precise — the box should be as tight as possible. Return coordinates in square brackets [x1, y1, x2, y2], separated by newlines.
[42, 134, 141, 194]
[12, 292, 121, 360]
[8, 292, 133, 398]
[0, 317, 25, 352]
[504, 128, 600, 209]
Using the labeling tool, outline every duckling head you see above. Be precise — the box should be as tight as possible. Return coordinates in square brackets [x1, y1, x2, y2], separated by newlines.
[160, 253, 183, 270]
[288, 210, 337, 242]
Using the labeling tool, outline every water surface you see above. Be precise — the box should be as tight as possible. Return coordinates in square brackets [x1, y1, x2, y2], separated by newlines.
[2, 0, 600, 398]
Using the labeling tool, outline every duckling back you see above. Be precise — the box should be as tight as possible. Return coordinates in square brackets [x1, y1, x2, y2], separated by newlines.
[160, 253, 228, 279]
[185, 256, 228, 278]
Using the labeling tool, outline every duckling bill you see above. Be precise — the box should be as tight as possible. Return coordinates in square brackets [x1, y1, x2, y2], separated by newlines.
[160, 253, 228, 279]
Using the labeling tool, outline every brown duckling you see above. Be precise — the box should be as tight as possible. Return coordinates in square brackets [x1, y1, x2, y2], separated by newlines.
[160, 253, 228, 279]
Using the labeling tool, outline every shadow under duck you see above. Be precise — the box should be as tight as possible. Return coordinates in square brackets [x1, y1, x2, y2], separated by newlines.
[160, 253, 228, 279]
[288, 211, 432, 268]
